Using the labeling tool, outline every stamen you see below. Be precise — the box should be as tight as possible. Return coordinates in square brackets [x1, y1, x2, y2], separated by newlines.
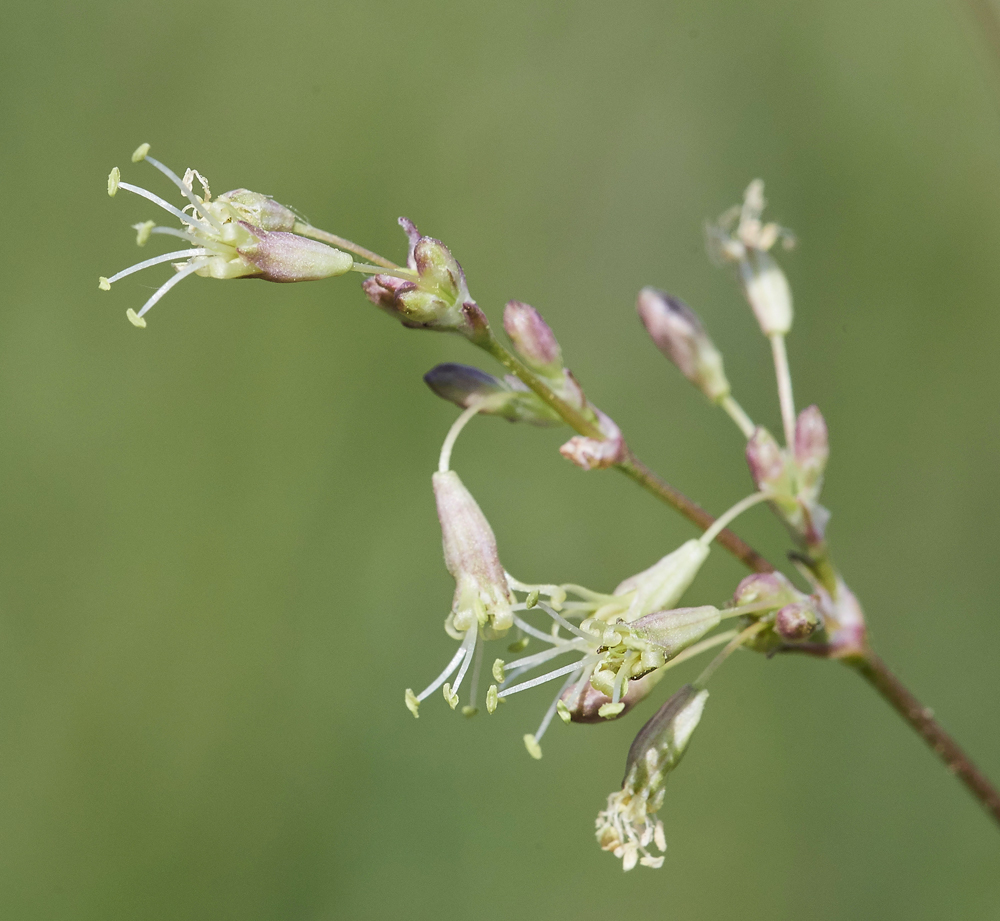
[511, 613, 563, 644]
[103, 249, 208, 286]
[699, 491, 769, 547]
[463, 637, 484, 717]
[535, 602, 596, 642]
[117, 182, 213, 235]
[496, 658, 595, 699]
[126, 262, 202, 328]
[500, 641, 587, 684]
[143, 155, 225, 233]
[448, 627, 479, 697]
[534, 669, 583, 743]
[415, 641, 468, 702]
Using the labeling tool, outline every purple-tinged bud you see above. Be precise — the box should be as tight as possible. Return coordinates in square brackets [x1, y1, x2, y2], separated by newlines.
[630, 606, 722, 659]
[559, 408, 627, 471]
[775, 601, 820, 641]
[746, 427, 793, 497]
[423, 363, 561, 425]
[364, 218, 482, 335]
[636, 287, 730, 403]
[218, 189, 298, 232]
[503, 301, 563, 374]
[613, 539, 711, 622]
[433, 470, 513, 636]
[732, 571, 806, 610]
[794, 405, 829, 495]
[237, 225, 353, 282]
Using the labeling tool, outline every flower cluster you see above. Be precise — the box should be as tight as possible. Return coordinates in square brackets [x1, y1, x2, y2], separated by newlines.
[101, 154, 866, 871]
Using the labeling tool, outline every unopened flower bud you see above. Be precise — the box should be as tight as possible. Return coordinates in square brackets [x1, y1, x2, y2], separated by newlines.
[746, 427, 793, 497]
[596, 684, 708, 870]
[630, 606, 722, 659]
[433, 469, 513, 636]
[739, 250, 792, 336]
[613, 539, 711, 623]
[636, 288, 730, 403]
[794, 405, 829, 496]
[237, 226, 353, 282]
[363, 218, 480, 334]
[503, 301, 562, 374]
[423, 363, 561, 425]
[732, 571, 806, 611]
[775, 601, 820, 641]
[559, 408, 627, 471]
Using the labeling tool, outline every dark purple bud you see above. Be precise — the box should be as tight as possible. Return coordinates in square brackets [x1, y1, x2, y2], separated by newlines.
[424, 363, 509, 406]
[503, 301, 562, 373]
[636, 287, 730, 402]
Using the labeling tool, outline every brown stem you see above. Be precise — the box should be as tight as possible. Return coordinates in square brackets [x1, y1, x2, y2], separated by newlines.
[846, 651, 1000, 827]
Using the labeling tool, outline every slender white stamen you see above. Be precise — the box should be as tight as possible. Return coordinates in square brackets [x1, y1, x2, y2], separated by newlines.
[105, 249, 208, 285]
[144, 155, 225, 233]
[416, 642, 468, 702]
[497, 659, 593, 698]
[149, 226, 201, 244]
[534, 669, 583, 742]
[466, 637, 484, 711]
[448, 627, 479, 696]
[128, 262, 201, 327]
[502, 641, 586, 678]
[511, 614, 562, 644]
[117, 182, 213, 234]
[536, 602, 595, 642]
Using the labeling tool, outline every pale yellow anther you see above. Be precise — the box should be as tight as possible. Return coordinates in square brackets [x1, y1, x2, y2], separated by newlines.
[598, 701, 625, 719]
[556, 700, 572, 724]
[525, 590, 540, 608]
[443, 683, 459, 710]
[486, 684, 498, 714]
[133, 220, 155, 246]
[461, 705, 478, 718]
[132, 143, 150, 163]
[98, 277, 111, 291]
[404, 688, 420, 718]
[492, 658, 505, 683]
[523, 734, 543, 760]
[126, 309, 147, 329]
[107, 167, 120, 197]
[507, 637, 529, 653]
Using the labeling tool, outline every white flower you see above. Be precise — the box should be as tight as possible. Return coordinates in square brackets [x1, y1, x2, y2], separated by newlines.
[101, 144, 353, 327]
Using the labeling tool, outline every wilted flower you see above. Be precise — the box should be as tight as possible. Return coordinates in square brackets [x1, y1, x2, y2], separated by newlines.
[706, 179, 795, 337]
[101, 145, 355, 327]
[596, 684, 709, 870]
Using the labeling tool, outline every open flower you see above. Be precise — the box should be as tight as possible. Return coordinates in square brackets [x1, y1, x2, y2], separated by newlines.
[101, 144, 354, 327]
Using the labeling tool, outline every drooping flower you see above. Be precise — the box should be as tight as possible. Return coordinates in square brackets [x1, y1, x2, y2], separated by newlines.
[596, 684, 709, 870]
[101, 144, 355, 327]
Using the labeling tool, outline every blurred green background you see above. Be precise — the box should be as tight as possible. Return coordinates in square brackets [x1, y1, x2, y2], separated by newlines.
[1, 0, 999, 917]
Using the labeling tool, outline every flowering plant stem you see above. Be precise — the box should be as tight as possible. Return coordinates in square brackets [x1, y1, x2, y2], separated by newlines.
[477, 326, 1000, 830]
